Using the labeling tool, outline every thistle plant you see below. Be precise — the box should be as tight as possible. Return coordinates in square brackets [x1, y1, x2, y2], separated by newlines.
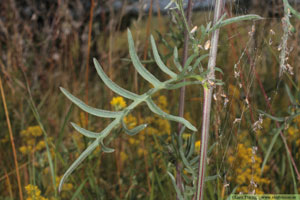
[58, 1, 263, 198]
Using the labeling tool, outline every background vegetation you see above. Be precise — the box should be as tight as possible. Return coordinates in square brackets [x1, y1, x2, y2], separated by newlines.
[0, 0, 299, 199]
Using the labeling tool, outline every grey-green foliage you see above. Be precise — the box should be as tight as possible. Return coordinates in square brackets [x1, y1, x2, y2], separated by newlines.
[58, 29, 205, 192]
[58, 10, 263, 191]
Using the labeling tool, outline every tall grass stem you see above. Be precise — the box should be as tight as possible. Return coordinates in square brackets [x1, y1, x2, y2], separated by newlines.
[0, 76, 24, 200]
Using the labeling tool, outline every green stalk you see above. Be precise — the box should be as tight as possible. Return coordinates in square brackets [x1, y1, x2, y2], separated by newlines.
[195, 0, 224, 199]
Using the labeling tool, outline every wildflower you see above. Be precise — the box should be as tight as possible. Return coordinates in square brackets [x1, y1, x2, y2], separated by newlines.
[55, 177, 73, 192]
[29, 126, 43, 137]
[288, 126, 297, 137]
[157, 95, 168, 110]
[36, 141, 46, 151]
[25, 184, 48, 200]
[120, 152, 128, 162]
[79, 111, 88, 128]
[195, 140, 201, 153]
[124, 114, 137, 129]
[110, 96, 126, 110]
[19, 146, 29, 155]
[227, 143, 270, 194]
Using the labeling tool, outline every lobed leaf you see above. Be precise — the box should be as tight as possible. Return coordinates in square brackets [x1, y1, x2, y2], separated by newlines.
[167, 172, 184, 200]
[150, 35, 177, 78]
[100, 140, 115, 153]
[145, 98, 197, 132]
[210, 14, 263, 33]
[59, 119, 119, 191]
[122, 119, 147, 136]
[93, 58, 141, 100]
[128, 29, 163, 88]
[71, 122, 99, 138]
[60, 87, 121, 118]
[173, 47, 183, 71]
[59, 139, 99, 192]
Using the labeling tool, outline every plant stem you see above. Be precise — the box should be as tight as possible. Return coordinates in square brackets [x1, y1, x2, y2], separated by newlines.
[195, 1, 224, 200]
[177, 0, 193, 196]
[85, 0, 95, 127]
[0, 76, 23, 200]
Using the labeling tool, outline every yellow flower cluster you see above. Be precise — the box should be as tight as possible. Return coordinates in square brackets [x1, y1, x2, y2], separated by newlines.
[227, 143, 270, 194]
[110, 96, 126, 110]
[19, 126, 46, 155]
[55, 176, 73, 192]
[25, 184, 48, 200]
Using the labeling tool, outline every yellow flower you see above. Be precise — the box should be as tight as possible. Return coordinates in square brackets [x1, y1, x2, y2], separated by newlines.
[124, 114, 137, 129]
[55, 176, 73, 192]
[157, 95, 168, 110]
[36, 141, 46, 151]
[19, 146, 29, 155]
[79, 111, 88, 128]
[29, 126, 43, 137]
[110, 96, 126, 110]
[195, 140, 201, 153]
[120, 152, 128, 162]
[25, 184, 48, 200]
[288, 126, 298, 137]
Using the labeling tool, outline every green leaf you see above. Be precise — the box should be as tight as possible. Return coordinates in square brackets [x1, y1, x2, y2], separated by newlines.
[93, 58, 141, 100]
[258, 110, 285, 122]
[166, 81, 202, 90]
[178, 135, 196, 177]
[145, 98, 197, 132]
[192, 54, 209, 71]
[100, 140, 115, 153]
[284, 0, 300, 20]
[59, 120, 119, 192]
[205, 174, 220, 182]
[150, 35, 177, 78]
[180, 53, 198, 75]
[71, 122, 99, 138]
[215, 67, 224, 75]
[210, 14, 263, 33]
[60, 87, 122, 118]
[167, 172, 184, 200]
[285, 84, 297, 105]
[71, 179, 87, 200]
[122, 119, 147, 136]
[127, 29, 163, 88]
[260, 123, 285, 175]
[59, 139, 99, 192]
[173, 47, 182, 71]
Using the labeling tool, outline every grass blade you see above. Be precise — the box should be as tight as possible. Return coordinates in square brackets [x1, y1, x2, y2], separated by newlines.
[71, 179, 87, 200]
[261, 123, 285, 174]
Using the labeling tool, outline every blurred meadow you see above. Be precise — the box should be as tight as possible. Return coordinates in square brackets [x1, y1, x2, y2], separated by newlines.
[0, 0, 300, 199]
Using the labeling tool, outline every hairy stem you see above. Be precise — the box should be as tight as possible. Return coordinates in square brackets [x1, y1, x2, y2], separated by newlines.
[195, 1, 224, 199]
